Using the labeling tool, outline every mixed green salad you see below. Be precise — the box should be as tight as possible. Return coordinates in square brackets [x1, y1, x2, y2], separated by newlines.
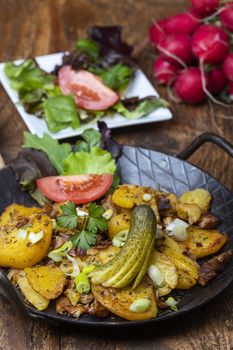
[11, 122, 121, 206]
[4, 26, 167, 133]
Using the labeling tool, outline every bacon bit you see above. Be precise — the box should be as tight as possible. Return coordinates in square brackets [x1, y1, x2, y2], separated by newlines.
[197, 212, 221, 229]
[79, 293, 94, 305]
[198, 250, 232, 286]
[85, 299, 110, 317]
[53, 236, 66, 250]
[44, 203, 58, 218]
[56, 296, 86, 318]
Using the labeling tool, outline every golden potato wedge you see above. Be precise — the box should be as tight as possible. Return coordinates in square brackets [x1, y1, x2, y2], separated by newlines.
[92, 278, 157, 321]
[24, 266, 66, 299]
[134, 189, 160, 222]
[179, 188, 211, 213]
[149, 251, 178, 296]
[85, 245, 120, 266]
[158, 285, 172, 296]
[176, 269, 197, 289]
[177, 202, 202, 225]
[108, 212, 131, 239]
[16, 271, 49, 311]
[156, 236, 199, 280]
[0, 204, 52, 268]
[112, 185, 160, 222]
[179, 226, 227, 258]
[112, 185, 141, 209]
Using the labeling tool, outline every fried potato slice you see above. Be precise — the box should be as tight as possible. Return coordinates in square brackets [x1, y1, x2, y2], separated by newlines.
[149, 251, 178, 296]
[16, 271, 49, 311]
[177, 202, 202, 225]
[179, 188, 211, 213]
[176, 269, 197, 289]
[156, 236, 199, 280]
[112, 185, 141, 209]
[0, 204, 52, 268]
[108, 212, 131, 239]
[92, 278, 157, 321]
[85, 245, 120, 266]
[24, 265, 66, 299]
[179, 226, 227, 258]
[112, 185, 160, 222]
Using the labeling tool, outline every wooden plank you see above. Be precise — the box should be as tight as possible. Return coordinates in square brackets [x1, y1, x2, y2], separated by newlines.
[0, 0, 233, 349]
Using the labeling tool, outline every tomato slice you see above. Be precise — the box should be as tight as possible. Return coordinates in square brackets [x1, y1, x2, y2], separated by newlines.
[36, 174, 113, 204]
[58, 66, 119, 111]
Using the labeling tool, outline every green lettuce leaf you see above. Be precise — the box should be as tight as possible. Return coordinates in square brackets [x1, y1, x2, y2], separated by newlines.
[76, 128, 101, 152]
[63, 147, 116, 175]
[114, 96, 168, 120]
[43, 95, 80, 133]
[23, 132, 71, 174]
[76, 38, 100, 61]
[99, 64, 133, 91]
[4, 59, 55, 92]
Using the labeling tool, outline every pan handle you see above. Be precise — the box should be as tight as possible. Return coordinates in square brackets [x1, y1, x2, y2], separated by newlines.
[177, 133, 233, 160]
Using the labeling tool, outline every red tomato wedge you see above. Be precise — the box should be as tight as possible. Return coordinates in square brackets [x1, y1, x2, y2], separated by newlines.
[58, 66, 119, 111]
[36, 174, 113, 204]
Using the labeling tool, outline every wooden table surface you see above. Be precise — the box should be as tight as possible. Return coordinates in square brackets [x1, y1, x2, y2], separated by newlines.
[1, 0, 233, 349]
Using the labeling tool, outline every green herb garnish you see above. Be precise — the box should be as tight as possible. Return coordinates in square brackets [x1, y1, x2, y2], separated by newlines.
[70, 202, 108, 250]
[57, 202, 78, 229]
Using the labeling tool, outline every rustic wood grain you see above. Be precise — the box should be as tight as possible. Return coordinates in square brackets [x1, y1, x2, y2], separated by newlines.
[0, 0, 233, 349]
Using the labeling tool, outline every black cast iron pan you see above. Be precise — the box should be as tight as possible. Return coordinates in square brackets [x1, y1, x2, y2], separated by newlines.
[0, 132, 233, 328]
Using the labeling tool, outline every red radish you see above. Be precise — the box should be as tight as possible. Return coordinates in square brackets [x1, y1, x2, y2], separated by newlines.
[175, 67, 207, 104]
[230, 82, 233, 100]
[223, 54, 233, 82]
[220, 3, 233, 33]
[158, 34, 193, 66]
[192, 24, 230, 64]
[208, 67, 227, 95]
[153, 57, 179, 85]
[164, 12, 200, 35]
[149, 20, 167, 46]
[188, 5, 203, 18]
[190, 0, 219, 17]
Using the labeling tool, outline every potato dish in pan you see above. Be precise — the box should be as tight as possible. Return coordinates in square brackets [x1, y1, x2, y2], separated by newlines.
[1, 185, 231, 321]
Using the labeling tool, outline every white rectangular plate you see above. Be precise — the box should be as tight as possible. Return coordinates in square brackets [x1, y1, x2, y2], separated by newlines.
[0, 52, 172, 139]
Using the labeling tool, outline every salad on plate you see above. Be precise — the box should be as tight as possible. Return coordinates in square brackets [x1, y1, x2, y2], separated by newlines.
[3, 26, 167, 134]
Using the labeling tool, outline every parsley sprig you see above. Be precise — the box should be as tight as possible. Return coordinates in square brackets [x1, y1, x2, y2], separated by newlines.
[57, 201, 108, 250]
[56, 202, 78, 229]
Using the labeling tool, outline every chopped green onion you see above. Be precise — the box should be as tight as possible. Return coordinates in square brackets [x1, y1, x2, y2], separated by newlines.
[74, 272, 90, 294]
[66, 254, 80, 277]
[48, 241, 73, 262]
[165, 297, 178, 311]
[28, 230, 44, 244]
[112, 229, 129, 247]
[51, 219, 57, 229]
[129, 298, 151, 313]
[148, 265, 164, 287]
[17, 229, 27, 240]
[166, 218, 189, 241]
[142, 193, 152, 202]
[76, 207, 88, 217]
[102, 209, 113, 220]
[82, 265, 96, 275]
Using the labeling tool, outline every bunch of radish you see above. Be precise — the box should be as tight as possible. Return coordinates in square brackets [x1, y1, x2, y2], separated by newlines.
[149, 0, 233, 105]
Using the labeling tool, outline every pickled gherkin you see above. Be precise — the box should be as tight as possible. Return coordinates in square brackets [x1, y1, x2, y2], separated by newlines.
[90, 205, 157, 288]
